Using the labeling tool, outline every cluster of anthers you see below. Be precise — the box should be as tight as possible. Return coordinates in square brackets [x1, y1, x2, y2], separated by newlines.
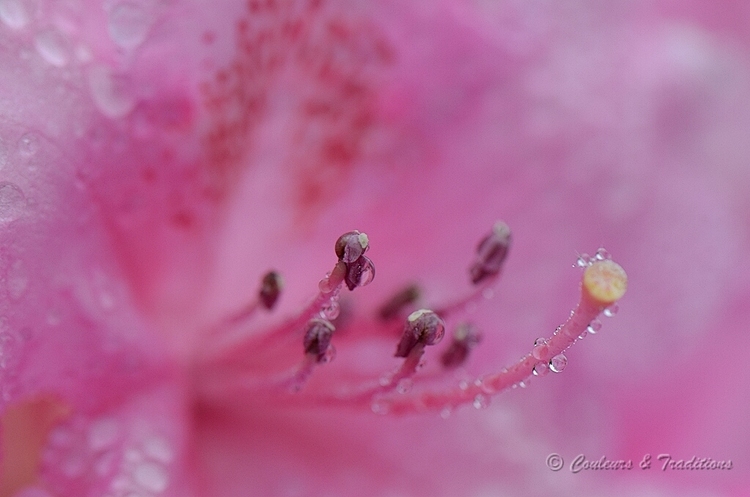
[196, 223, 627, 417]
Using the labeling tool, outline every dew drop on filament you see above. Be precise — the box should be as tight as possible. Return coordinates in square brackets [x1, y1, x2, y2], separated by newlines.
[472, 394, 489, 410]
[587, 319, 602, 334]
[603, 304, 619, 317]
[532, 361, 549, 377]
[549, 353, 568, 373]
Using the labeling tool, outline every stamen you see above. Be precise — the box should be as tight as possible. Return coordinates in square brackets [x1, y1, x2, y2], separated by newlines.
[377, 284, 421, 321]
[434, 222, 511, 319]
[258, 270, 284, 310]
[197, 237, 628, 422]
[303, 318, 336, 363]
[365, 256, 628, 415]
[395, 309, 446, 358]
[320, 230, 375, 292]
[200, 231, 375, 372]
[469, 221, 511, 285]
[440, 323, 482, 369]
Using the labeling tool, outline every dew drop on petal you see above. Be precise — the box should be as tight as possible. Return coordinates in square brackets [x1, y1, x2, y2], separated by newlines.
[440, 406, 452, 419]
[143, 436, 173, 464]
[603, 303, 619, 317]
[370, 400, 389, 415]
[578, 330, 587, 340]
[87, 418, 119, 451]
[0, 182, 25, 224]
[18, 132, 39, 156]
[13, 487, 56, 497]
[108, 1, 151, 49]
[6, 258, 28, 300]
[0, 0, 30, 30]
[34, 29, 71, 67]
[472, 394, 489, 410]
[549, 353, 568, 373]
[133, 461, 169, 493]
[89, 65, 136, 118]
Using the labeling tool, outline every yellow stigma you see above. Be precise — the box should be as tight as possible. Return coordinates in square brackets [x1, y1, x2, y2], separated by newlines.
[583, 260, 627, 306]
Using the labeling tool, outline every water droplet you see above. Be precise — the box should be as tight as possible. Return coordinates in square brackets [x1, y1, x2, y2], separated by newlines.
[133, 461, 169, 493]
[532, 338, 549, 361]
[518, 380, 527, 388]
[355, 257, 375, 287]
[13, 487, 56, 497]
[370, 400, 389, 415]
[549, 353, 567, 373]
[532, 361, 549, 376]
[472, 394, 489, 410]
[124, 448, 143, 463]
[88, 65, 136, 118]
[48, 426, 74, 447]
[595, 247, 611, 260]
[587, 319, 602, 334]
[88, 418, 119, 451]
[319, 344, 336, 363]
[61, 454, 85, 477]
[108, 2, 152, 49]
[0, 0, 30, 30]
[94, 450, 116, 476]
[6, 258, 28, 300]
[458, 379, 469, 390]
[18, 132, 39, 156]
[0, 182, 25, 224]
[578, 330, 588, 340]
[603, 303, 619, 317]
[47, 308, 62, 325]
[440, 406, 452, 419]
[575, 253, 592, 268]
[396, 378, 412, 394]
[142, 436, 173, 463]
[378, 375, 390, 387]
[35, 29, 71, 67]
[320, 300, 340, 320]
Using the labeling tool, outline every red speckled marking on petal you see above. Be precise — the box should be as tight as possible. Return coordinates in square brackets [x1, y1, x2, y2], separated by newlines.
[201, 0, 393, 219]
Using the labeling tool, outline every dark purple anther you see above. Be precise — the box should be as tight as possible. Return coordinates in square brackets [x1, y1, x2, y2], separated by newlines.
[332, 230, 375, 291]
[440, 323, 482, 368]
[258, 271, 283, 310]
[395, 309, 446, 358]
[378, 284, 421, 320]
[335, 231, 369, 263]
[469, 221, 511, 284]
[303, 318, 336, 363]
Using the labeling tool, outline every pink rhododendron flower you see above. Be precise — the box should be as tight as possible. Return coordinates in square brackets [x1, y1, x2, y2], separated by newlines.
[1, 1, 749, 496]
